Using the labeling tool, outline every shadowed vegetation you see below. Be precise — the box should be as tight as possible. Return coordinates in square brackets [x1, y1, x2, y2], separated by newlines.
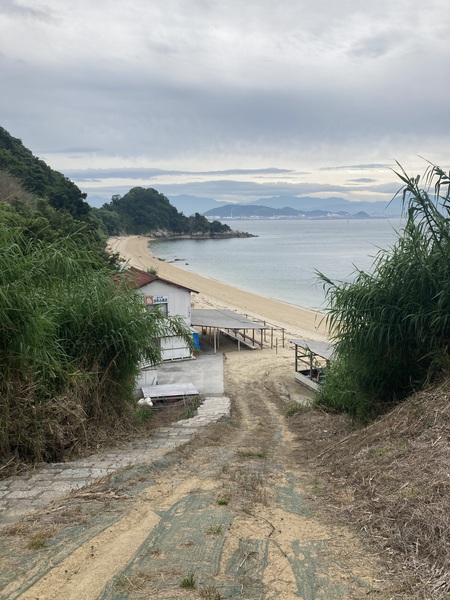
[0, 126, 90, 218]
[0, 126, 195, 472]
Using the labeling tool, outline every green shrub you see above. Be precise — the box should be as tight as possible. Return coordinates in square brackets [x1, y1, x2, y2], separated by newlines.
[318, 163, 450, 420]
[0, 222, 191, 464]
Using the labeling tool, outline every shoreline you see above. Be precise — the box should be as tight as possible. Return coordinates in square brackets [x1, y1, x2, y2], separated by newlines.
[108, 235, 328, 341]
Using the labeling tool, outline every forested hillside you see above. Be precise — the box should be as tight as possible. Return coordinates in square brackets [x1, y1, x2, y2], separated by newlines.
[94, 187, 233, 236]
[0, 126, 230, 239]
[0, 126, 191, 473]
[0, 126, 90, 218]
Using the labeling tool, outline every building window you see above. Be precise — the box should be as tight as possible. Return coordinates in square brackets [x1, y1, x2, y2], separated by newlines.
[148, 302, 168, 317]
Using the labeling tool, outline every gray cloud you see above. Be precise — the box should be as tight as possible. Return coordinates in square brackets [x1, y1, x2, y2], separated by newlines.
[347, 32, 403, 59]
[0, 0, 448, 202]
[0, 0, 53, 21]
[65, 167, 294, 182]
[40, 146, 104, 154]
[365, 182, 405, 194]
[321, 164, 392, 172]
[348, 178, 378, 183]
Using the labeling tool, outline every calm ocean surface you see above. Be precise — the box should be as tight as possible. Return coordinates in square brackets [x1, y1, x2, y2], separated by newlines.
[149, 218, 404, 312]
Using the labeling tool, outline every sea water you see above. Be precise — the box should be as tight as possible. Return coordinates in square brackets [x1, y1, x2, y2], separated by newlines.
[149, 218, 404, 312]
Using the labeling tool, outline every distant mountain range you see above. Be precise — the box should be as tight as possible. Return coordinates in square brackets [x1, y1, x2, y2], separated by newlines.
[167, 194, 402, 218]
[166, 194, 221, 215]
[202, 204, 373, 219]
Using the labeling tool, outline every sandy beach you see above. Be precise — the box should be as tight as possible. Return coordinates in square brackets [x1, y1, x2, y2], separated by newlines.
[108, 235, 328, 341]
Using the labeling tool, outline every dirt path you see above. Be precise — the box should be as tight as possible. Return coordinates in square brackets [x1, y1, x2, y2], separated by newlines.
[0, 351, 384, 599]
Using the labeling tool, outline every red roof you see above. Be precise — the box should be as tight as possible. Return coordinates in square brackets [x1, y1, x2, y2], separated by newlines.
[126, 266, 158, 287]
[114, 266, 198, 294]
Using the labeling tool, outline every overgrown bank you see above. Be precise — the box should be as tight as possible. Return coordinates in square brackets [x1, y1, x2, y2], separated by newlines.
[318, 163, 450, 421]
[289, 379, 450, 599]
[0, 126, 192, 474]
[0, 223, 191, 471]
[297, 162, 450, 597]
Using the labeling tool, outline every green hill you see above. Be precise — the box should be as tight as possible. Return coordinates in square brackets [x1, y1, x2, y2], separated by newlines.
[0, 126, 90, 218]
[96, 187, 234, 237]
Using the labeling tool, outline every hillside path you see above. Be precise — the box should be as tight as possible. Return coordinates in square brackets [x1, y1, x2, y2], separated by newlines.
[0, 349, 385, 600]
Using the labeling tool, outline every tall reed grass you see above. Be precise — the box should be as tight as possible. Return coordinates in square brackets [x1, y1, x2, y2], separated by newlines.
[0, 223, 191, 467]
[318, 163, 450, 420]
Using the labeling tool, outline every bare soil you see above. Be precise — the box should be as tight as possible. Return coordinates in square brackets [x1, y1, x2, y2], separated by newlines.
[0, 349, 389, 600]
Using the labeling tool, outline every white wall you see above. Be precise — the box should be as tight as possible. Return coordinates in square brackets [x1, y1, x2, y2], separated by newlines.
[138, 279, 194, 361]
[160, 335, 192, 360]
[139, 280, 192, 324]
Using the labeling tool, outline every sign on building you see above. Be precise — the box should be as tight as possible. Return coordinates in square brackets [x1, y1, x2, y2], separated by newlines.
[145, 295, 169, 305]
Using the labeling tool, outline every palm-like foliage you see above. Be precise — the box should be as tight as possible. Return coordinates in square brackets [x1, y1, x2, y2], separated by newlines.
[318, 162, 450, 420]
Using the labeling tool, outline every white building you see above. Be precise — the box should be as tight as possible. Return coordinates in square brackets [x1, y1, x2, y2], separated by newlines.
[124, 266, 198, 361]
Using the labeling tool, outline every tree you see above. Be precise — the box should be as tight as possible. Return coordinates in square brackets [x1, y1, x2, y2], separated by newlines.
[317, 162, 450, 420]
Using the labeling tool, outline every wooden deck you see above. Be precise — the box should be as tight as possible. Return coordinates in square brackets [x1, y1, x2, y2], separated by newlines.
[220, 329, 260, 350]
[289, 338, 334, 392]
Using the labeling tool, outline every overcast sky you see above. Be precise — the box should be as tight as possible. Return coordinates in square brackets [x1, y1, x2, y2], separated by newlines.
[1, 0, 449, 205]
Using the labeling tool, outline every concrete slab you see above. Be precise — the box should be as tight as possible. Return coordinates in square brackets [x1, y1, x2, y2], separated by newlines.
[157, 353, 224, 395]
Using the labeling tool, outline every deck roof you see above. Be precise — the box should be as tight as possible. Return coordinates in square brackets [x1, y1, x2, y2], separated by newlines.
[191, 309, 266, 330]
[289, 338, 334, 359]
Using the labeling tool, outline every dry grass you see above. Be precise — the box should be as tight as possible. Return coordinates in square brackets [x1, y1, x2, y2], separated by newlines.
[198, 586, 223, 599]
[114, 571, 149, 594]
[289, 378, 450, 599]
[26, 532, 52, 550]
[0, 396, 198, 481]
[114, 566, 185, 597]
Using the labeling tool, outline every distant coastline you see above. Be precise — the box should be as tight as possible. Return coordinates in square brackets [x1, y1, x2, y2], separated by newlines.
[150, 228, 256, 240]
[209, 214, 391, 221]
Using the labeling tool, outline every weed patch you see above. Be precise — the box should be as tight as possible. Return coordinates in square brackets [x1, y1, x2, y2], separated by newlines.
[207, 524, 223, 535]
[26, 533, 51, 550]
[216, 496, 229, 506]
[134, 407, 154, 422]
[199, 586, 222, 599]
[181, 396, 202, 420]
[284, 403, 304, 417]
[180, 573, 196, 588]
